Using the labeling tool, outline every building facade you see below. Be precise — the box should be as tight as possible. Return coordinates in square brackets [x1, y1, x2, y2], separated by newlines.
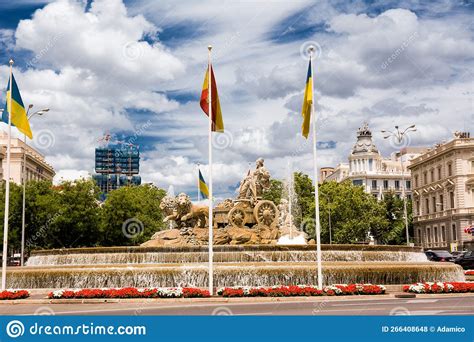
[0, 132, 55, 184]
[325, 123, 425, 200]
[409, 132, 474, 251]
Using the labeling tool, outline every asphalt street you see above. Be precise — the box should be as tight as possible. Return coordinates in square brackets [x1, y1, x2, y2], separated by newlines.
[1, 296, 473, 316]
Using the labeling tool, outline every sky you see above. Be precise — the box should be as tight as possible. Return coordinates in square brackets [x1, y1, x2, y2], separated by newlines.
[0, 0, 472, 201]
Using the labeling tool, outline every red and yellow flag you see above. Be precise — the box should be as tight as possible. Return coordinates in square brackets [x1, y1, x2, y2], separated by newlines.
[200, 65, 224, 132]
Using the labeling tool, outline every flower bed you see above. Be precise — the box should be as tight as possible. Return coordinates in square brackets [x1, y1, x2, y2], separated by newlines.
[48, 287, 210, 299]
[403, 282, 474, 294]
[217, 284, 386, 297]
[464, 270, 474, 275]
[0, 289, 30, 300]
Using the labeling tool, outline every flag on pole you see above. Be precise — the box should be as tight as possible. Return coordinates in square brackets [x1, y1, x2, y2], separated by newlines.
[2, 74, 33, 139]
[301, 59, 313, 139]
[198, 169, 209, 199]
[200, 65, 224, 132]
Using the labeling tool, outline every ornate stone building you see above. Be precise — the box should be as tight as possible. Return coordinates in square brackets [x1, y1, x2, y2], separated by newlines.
[0, 131, 55, 184]
[325, 123, 425, 200]
[409, 132, 474, 250]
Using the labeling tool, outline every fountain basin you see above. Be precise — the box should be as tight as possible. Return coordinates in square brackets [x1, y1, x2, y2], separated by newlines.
[9, 245, 463, 288]
[26, 245, 428, 266]
[3, 262, 464, 289]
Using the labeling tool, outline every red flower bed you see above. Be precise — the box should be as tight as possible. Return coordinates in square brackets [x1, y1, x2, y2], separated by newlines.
[219, 284, 385, 297]
[403, 282, 474, 294]
[48, 287, 210, 299]
[0, 290, 30, 300]
[465, 270, 474, 275]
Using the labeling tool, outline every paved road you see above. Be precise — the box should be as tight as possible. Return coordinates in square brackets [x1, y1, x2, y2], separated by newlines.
[1, 296, 474, 316]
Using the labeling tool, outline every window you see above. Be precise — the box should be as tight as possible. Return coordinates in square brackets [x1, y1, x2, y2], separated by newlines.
[430, 169, 435, 182]
[406, 180, 411, 189]
[416, 200, 420, 215]
[418, 229, 422, 244]
[448, 163, 452, 176]
[471, 160, 474, 173]
[353, 179, 363, 186]
[434, 227, 438, 243]
[427, 227, 431, 243]
[450, 192, 455, 209]
[395, 180, 400, 189]
[383, 180, 388, 189]
[414, 175, 419, 188]
[423, 172, 428, 184]
[368, 158, 373, 171]
[432, 196, 436, 212]
[425, 198, 430, 214]
[438, 166, 442, 180]
[372, 180, 377, 189]
[441, 226, 446, 241]
[452, 224, 457, 241]
[439, 194, 444, 211]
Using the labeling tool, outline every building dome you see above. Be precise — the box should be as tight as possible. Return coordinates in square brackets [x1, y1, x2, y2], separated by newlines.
[351, 123, 379, 155]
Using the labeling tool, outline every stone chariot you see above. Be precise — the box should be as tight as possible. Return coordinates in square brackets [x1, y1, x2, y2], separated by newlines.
[214, 158, 278, 229]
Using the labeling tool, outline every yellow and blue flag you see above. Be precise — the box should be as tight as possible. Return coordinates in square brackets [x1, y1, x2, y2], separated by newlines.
[198, 169, 209, 199]
[301, 59, 313, 139]
[2, 74, 33, 139]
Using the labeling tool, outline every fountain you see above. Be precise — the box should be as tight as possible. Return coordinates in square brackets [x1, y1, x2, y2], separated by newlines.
[3, 158, 465, 289]
[277, 161, 307, 245]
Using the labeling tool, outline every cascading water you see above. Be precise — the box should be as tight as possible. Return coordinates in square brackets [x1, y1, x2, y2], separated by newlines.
[12, 244, 465, 289]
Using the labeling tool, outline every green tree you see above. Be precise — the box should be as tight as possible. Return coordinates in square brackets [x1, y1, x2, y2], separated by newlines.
[23, 180, 62, 250]
[379, 191, 413, 245]
[299, 179, 388, 244]
[99, 184, 167, 246]
[262, 179, 284, 205]
[51, 179, 101, 248]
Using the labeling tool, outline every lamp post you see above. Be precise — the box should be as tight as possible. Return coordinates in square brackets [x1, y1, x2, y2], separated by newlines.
[381, 125, 416, 246]
[21, 105, 49, 266]
[321, 192, 332, 244]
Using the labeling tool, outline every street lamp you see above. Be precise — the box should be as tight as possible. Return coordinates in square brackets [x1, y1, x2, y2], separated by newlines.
[20, 105, 49, 266]
[381, 125, 417, 246]
[321, 192, 332, 244]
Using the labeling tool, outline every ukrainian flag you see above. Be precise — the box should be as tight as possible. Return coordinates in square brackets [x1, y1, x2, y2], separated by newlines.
[198, 169, 209, 199]
[301, 59, 313, 139]
[2, 74, 33, 139]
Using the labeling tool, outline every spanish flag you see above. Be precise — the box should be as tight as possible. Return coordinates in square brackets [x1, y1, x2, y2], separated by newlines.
[200, 65, 224, 132]
[2, 74, 33, 139]
[301, 59, 313, 139]
[198, 169, 209, 199]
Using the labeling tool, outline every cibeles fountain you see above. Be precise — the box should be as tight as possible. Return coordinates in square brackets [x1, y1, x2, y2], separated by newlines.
[9, 159, 464, 289]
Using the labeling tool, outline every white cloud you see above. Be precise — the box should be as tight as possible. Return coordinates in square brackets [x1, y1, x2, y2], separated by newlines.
[1, 0, 472, 200]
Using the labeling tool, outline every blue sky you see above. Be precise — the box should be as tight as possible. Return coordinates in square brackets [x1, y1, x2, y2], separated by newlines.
[0, 0, 472, 200]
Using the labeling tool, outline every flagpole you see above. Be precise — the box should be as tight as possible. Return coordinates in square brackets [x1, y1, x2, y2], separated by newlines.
[207, 45, 214, 295]
[197, 163, 201, 202]
[2, 59, 14, 290]
[309, 48, 323, 290]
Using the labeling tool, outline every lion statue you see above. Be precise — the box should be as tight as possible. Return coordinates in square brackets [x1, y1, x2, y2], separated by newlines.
[160, 195, 179, 223]
[161, 193, 208, 229]
[176, 193, 209, 228]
